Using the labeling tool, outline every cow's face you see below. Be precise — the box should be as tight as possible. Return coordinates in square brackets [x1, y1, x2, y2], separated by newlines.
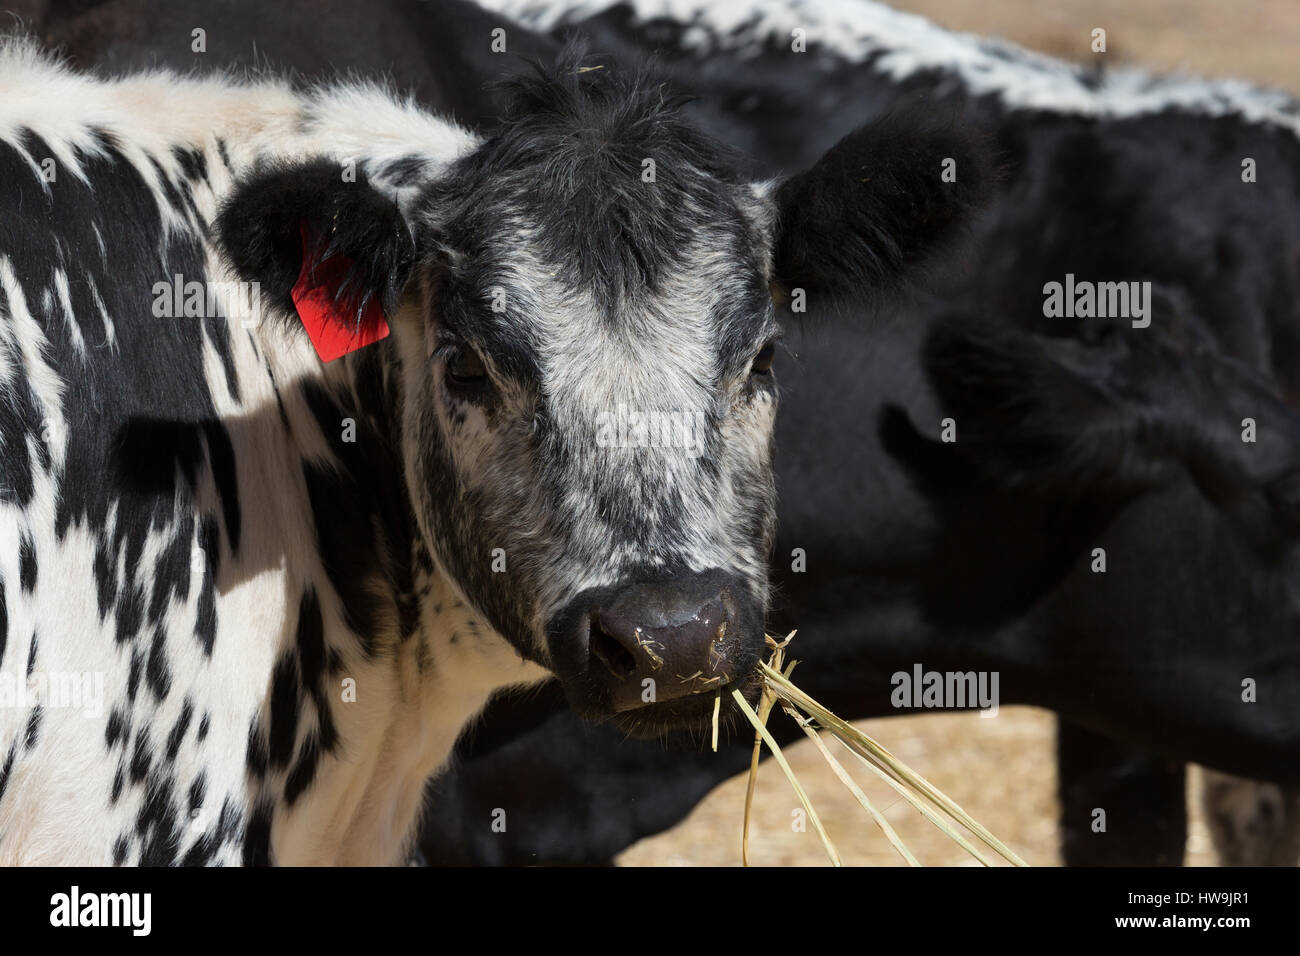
[392, 81, 787, 734]
[218, 64, 990, 735]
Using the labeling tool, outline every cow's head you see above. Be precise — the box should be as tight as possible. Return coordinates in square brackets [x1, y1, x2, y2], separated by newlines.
[217, 61, 989, 735]
[883, 290, 1300, 626]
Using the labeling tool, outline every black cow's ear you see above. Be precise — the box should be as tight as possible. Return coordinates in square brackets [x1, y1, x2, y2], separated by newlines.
[920, 313, 1124, 491]
[771, 114, 994, 309]
[215, 158, 416, 347]
[919, 313, 1202, 502]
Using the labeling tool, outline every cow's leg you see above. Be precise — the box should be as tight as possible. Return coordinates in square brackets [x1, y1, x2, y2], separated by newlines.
[1201, 769, 1300, 865]
[1056, 719, 1187, 866]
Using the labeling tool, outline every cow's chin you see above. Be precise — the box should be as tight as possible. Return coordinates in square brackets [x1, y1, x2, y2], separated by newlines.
[607, 674, 765, 740]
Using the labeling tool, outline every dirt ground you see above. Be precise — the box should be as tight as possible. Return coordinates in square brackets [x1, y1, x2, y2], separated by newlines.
[620, 0, 1297, 868]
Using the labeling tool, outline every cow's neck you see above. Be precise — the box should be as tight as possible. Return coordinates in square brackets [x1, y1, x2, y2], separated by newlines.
[186, 100, 528, 863]
[263, 342, 547, 865]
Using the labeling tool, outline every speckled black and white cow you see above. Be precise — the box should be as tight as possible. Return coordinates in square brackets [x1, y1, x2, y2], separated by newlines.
[0, 40, 986, 863]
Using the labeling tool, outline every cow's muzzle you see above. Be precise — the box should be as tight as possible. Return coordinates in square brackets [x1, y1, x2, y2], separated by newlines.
[547, 568, 764, 730]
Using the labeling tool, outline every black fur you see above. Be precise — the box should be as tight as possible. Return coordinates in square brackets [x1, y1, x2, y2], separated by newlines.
[425, 46, 751, 303]
[266, 655, 301, 772]
[23, 706, 42, 750]
[145, 626, 171, 703]
[215, 158, 416, 336]
[245, 719, 269, 781]
[165, 699, 193, 762]
[921, 309, 1300, 559]
[105, 708, 128, 749]
[242, 799, 274, 866]
[772, 113, 994, 306]
[18, 534, 36, 594]
[0, 742, 14, 804]
[1057, 721, 1188, 866]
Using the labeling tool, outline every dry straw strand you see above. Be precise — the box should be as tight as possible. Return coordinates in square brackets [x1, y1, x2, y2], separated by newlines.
[739, 632, 796, 866]
[760, 661, 1028, 867]
[711, 691, 721, 753]
[729, 633, 1028, 867]
[778, 702, 920, 866]
[732, 688, 842, 866]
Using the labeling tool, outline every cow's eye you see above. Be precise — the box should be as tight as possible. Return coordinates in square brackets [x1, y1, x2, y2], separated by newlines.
[751, 340, 776, 376]
[446, 347, 489, 388]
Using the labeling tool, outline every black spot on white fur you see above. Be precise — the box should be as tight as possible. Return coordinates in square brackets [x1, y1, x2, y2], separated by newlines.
[23, 707, 41, 751]
[18, 534, 36, 594]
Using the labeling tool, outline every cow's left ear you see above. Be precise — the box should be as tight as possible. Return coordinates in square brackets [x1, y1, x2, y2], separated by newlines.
[771, 114, 994, 309]
[215, 158, 416, 359]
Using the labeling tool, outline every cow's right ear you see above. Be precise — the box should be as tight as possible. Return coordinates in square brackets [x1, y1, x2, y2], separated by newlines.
[771, 114, 994, 310]
[215, 158, 416, 359]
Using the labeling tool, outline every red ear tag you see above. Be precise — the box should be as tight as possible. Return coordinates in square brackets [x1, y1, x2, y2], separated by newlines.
[291, 228, 391, 363]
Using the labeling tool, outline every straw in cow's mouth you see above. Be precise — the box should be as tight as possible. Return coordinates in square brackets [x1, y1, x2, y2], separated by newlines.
[725, 633, 1029, 868]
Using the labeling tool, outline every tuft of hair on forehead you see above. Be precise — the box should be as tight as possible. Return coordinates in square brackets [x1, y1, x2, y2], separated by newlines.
[431, 44, 754, 302]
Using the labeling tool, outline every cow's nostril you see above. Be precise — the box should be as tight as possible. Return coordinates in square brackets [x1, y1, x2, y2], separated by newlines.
[590, 621, 638, 679]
